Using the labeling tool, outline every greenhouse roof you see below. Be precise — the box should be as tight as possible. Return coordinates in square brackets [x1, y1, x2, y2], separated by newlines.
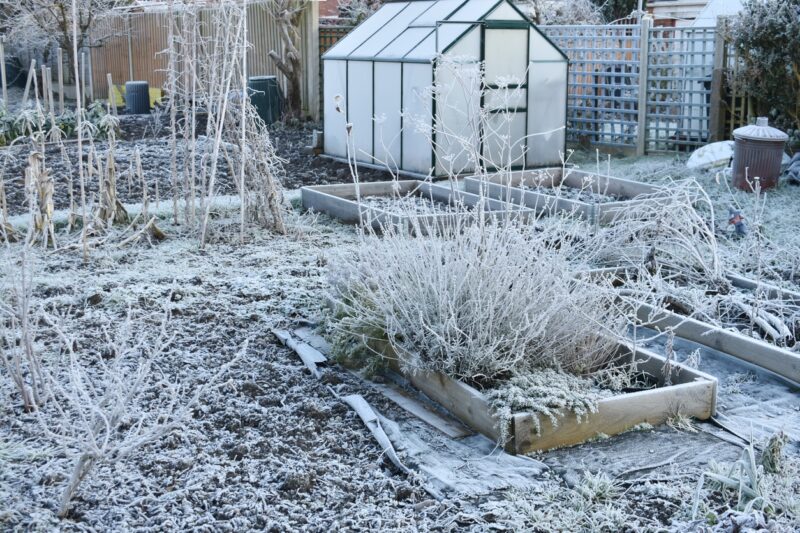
[322, 0, 564, 62]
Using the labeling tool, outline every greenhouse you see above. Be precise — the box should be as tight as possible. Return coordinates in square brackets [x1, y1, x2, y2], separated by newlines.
[322, 0, 569, 178]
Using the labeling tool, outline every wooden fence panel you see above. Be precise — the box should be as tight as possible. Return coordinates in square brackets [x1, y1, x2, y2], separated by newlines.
[88, 1, 320, 118]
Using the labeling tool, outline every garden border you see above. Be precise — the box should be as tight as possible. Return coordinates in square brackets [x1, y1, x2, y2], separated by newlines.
[384, 341, 716, 454]
[578, 267, 800, 386]
[463, 167, 660, 225]
[300, 180, 534, 232]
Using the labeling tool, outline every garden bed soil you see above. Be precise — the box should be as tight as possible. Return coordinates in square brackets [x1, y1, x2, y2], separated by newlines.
[301, 180, 532, 233]
[0, 119, 392, 217]
[464, 167, 660, 225]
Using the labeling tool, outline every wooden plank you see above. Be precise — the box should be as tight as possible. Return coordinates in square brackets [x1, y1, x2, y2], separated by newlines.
[384, 339, 714, 453]
[726, 273, 800, 305]
[371, 381, 472, 439]
[22, 59, 36, 105]
[636, 302, 800, 385]
[293, 327, 332, 356]
[401, 367, 502, 443]
[514, 379, 715, 453]
[272, 329, 323, 378]
[107, 73, 118, 115]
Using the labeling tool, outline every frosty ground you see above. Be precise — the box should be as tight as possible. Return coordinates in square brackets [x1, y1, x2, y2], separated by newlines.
[1, 128, 799, 531]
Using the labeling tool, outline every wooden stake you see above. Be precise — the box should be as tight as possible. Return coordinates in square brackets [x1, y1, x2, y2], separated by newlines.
[46, 67, 55, 115]
[0, 39, 6, 109]
[40, 64, 49, 114]
[22, 59, 36, 106]
[80, 52, 87, 106]
[57, 48, 65, 114]
[107, 73, 117, 115]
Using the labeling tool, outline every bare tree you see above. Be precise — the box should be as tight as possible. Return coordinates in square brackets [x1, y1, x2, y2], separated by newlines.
[0, 0, 121, 76]
[267, 0, 305, 118]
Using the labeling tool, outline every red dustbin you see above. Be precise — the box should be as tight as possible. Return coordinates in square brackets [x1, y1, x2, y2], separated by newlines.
[732, 117, 788, 191]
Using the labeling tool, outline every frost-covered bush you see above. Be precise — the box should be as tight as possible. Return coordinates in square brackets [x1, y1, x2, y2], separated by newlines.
[725, 0, 800, 149]
[328, 213, 626, 383]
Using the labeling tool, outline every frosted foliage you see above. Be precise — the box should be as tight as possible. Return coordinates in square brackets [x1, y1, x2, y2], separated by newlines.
[519, 0, 604, 25]
[328, 215, 626, 382]
[486, 369, 610, 442]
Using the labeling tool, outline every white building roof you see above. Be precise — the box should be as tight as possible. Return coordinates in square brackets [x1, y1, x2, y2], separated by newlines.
[323, 0, 566, 62]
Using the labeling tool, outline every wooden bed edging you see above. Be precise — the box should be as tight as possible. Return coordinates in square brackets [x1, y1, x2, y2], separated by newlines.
[462, 168, 661, 225]
[390, 342, 716, 454]
[300, 180, 534, 232]
[635, 301, 800, 385]
[575, 267, 800, 385]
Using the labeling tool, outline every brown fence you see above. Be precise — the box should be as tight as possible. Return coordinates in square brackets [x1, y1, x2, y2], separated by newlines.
[89, 2, 320, 119]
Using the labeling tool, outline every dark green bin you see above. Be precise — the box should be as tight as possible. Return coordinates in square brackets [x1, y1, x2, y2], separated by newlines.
[247, 76, 283, 125]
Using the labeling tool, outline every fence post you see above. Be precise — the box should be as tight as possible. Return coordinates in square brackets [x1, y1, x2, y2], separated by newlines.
[57, 48, 65, 114]
[127, 14, 135, 82]
[708, 16, 726, 142]
[636, 15, 652, 157]
[305, 1, 320, 121]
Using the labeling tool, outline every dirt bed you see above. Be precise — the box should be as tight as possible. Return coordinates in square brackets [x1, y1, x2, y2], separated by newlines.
[0, 118, 392, 217]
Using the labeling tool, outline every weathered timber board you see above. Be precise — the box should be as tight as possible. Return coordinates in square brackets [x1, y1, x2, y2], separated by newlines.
[301, 180, 533, 232]
[635, 301, 800, 386]
[464, 167, 660, 225]
[387, 342, 715, 454]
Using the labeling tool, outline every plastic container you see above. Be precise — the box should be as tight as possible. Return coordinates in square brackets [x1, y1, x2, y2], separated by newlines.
[732, 117, 788, 191]
[247, 76, 282, 125]
[124, 81, 151, 115]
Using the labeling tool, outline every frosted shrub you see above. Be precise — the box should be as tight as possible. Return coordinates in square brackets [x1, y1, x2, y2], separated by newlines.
[328, 214, 626, 383]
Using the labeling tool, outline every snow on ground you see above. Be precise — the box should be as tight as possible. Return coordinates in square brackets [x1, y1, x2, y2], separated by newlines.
[2, 136, 800, 531]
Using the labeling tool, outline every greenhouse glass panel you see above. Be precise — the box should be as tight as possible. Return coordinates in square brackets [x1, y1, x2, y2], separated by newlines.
[324, 2, 408, 59]
[347, 61, 374, 162]
[484, 87, 527, 111]
[408, 0, 463, 26]
[323, 60, 348, 158]
[529, 30, 566, 62]
[527, 61, 567, 167]
[441, 24, 480, 58]
[485, 2, 525, 21]
[377, 28, 434, 60]
[349, 1, 435, 59]
[373, 62, 402, 169]
[402, 63, 434, 174]
[483, 111, 527, 168]
[484, 29, 528, 85]
[449, 0, 496, 22]
[434, 61, 481, 175]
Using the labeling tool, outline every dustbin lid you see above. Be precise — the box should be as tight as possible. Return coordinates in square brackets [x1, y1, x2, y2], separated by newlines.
[733, 117, 788, 142]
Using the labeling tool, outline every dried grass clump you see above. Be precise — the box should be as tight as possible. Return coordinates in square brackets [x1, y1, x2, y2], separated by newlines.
[328, 214, 626, 383]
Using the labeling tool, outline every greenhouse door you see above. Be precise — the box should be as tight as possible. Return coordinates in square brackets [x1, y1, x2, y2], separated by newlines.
[482, 24, 529, 169]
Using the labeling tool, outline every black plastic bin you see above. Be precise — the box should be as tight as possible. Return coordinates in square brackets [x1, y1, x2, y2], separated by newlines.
[125, 81, 150, 115]
[247, 76, 282, 125]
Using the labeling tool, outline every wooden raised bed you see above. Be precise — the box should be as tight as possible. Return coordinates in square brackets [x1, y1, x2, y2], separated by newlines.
[463, 168, 660, 225]
[301, 180, 532, 232]
[386, 342, 716, 454]
[578, 268, 800, 385]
